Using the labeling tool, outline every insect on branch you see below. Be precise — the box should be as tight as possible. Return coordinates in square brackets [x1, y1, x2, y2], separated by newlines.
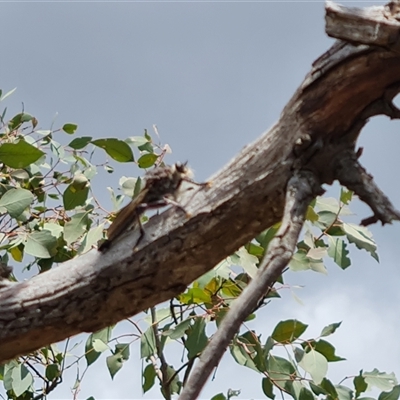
[99, 162, 209, 251]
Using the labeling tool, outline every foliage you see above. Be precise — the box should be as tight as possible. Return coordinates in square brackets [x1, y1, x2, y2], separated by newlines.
[0, 89, 397, 400]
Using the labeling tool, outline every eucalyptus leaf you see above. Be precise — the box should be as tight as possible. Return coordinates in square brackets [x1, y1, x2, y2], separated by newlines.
[0, 140, 44, 168]
[92, 138, 134, 162]
[0, 188, 34, 218]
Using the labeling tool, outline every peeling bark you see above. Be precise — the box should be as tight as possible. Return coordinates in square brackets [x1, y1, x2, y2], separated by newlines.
[1, 1, 400, 364]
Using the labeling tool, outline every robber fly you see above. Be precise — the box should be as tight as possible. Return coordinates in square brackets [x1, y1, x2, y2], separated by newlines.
[99, 162, 208, 251]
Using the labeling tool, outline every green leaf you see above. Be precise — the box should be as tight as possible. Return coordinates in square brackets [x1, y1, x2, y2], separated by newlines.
[335, 385, 353, 400]
[340, 187, 353, 205]
[304, 339, 345, 362]
[309, 381, 328, 396]
[307, 246, 327, 260]
[127, 136, 149, 147]
[271, 319, 308, 343]
[379, 385, 400, 400]
[320, 378, 338, 398]
[163, 365, 181, 395]
[92, 338, 109, 352]
[25, 230, 58, 258]
[240, 331, 265, 372]
[45, 364, 60, 381]
[85, 327, 113, 366]
[166, 319, 192, 340]
[267, 356, 296, 392]
[357, 398, 379, 400]
[343, 223, 379, 261]
[142, 364, 156, 394]
[0, 140, 44, 168]
[179, 287, 212, 305]
[320, 322, 342, 337]
[68, 136, 92, 149]
[364, 369, 398, 392]
[299, 387, 315, 400]
[106, 344, 130, 379]
[230, 341, 258, 372]
[298, 349, 328, 384]
[289, 252, 327, 274]
[62, 123, 78, 134]
[294, 347, 305, 363]
[8, 113, 33, 130]
[262, 377, 275, 399]
[43, 222, 64, 239]
[211, 394, 227, 400]
[92, 138, 134, 162]
[106, 353, 124, 379]
[236, 247, 259, 278]
[354, 372, 368, 398]
[315, 210, 337, 230]
[138, 153, 158, 169]
[306, 205, 319, 222]
[316, 197, 341, 214]
[63, 212, 89, 245]
[11, 364, 33, 397]
[185, 317, 208, 359]
[256, 223, 280, 250]
[0, 188, 34, 218]
[327, 236, 351, 269]
[245, 242, 264, 257]
[140, 327, 156, 359]
[78, 224, 105, 254]
[264, 336, 275, 357]
[63, 183, 89, 211]
[115, 343, 130, 360]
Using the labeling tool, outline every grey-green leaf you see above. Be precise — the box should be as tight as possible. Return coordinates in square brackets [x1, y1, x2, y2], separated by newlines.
[320, 321, 342, 337]
[11, 364, 33, 397]
[140, 327, 156, 359]
[63, 212, 89, 245]
[327, 236, 351, 269]
[343, 223, 379, 262]
[185, 317, 208, 359]
[25, 230, 58, 258]
[0, 188, 34, 218]
[298, 349, 328, 384]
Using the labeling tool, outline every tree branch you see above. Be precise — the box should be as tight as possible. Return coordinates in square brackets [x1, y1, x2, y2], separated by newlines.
[1, 1, 400, 363]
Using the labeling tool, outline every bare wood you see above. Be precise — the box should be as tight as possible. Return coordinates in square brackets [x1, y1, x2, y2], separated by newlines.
[1, 1, 400, 363]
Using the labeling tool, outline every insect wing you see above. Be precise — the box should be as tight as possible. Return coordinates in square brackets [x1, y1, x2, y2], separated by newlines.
[106, 187, 149, 242]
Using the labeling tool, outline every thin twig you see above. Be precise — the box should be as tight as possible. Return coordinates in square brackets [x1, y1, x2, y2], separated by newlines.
[151, 306, 171, 400]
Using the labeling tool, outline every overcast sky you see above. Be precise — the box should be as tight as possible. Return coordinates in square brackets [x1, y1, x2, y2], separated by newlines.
[2, 0, 399, 399]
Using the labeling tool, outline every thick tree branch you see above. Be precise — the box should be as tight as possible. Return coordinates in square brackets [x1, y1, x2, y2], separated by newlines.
[335, 149, 400, 226]
[178, 171, 323, 400]
[1, 1, 400, 363]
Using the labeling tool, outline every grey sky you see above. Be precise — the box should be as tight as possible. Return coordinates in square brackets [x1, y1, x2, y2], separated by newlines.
[2, 0, 399, 399]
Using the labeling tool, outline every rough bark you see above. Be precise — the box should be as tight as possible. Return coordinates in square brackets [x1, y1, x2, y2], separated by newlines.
[1, 1, 400, 363]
